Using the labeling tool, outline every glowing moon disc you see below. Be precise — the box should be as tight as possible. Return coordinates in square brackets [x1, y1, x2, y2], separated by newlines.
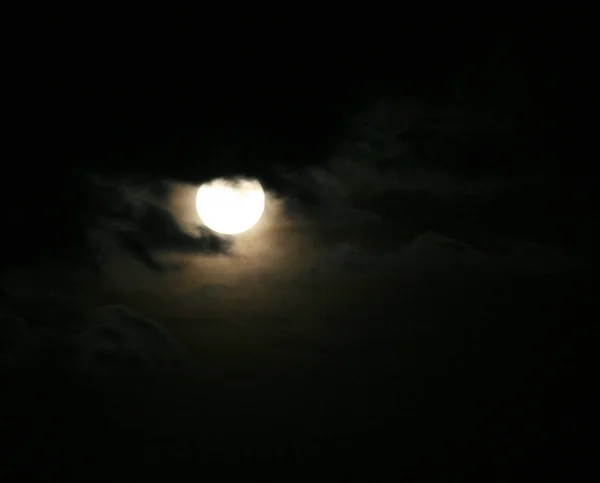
[196, 178, 265, 235]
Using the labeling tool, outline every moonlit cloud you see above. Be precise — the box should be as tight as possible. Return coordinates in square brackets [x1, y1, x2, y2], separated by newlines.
[0, 99, 582, 390]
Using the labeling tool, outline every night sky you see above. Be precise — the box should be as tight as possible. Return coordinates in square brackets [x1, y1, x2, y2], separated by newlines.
[2, 13, 597, 479]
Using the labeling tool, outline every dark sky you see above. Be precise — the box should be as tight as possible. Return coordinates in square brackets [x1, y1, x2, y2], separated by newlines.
[8, 17, 594, 268]
[14, 17, 502, 162]
[2, 13, 597, 479]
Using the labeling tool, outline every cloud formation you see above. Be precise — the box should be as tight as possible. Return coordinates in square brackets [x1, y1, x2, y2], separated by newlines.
[0, 99, 583, 376]
[71, 304, 179, 377]
[83, 175, 233, 271]
[0, 291, 182, 381]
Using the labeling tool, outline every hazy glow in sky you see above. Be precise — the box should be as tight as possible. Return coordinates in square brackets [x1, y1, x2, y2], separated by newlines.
[196, 178, 265, 235]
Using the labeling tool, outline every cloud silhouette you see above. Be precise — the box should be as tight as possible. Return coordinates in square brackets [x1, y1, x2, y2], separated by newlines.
[71, 305, 179, 377]
[295, 231, 578, 288]
[84, 175, 233, 271]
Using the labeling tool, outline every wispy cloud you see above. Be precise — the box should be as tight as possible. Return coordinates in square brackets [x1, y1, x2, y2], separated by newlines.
[84, 175, 232, 271]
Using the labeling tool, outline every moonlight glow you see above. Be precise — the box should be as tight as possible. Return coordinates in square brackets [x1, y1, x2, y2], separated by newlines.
[196, 178, 265, 235]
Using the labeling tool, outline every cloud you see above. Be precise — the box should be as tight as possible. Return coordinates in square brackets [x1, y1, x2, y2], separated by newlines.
[71, 304, 179, 377]
[269, 97, 577, 279]
[271, 97, 546, 236]
[295, 231, 579, 287]
[84, 175, 233, 271]
[71, 149, 579, 318]
[0, 98, 582, 350]
[22, 99, 558, 281]
[0, 290, 183, 378]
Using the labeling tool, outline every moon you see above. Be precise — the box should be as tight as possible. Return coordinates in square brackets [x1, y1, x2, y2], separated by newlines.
[196, 178, 265, 235]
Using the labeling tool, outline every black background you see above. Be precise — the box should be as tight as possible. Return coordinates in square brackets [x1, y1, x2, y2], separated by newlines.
[2, 9, 598, 479]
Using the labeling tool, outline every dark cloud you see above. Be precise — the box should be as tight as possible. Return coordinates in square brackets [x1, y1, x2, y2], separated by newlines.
[0, 293, 182, 379]
[80, 175, 234, 271]
[0, 171, 235, 273]
[41, 99, 577, 303]
[270, 98, 591, 276]
[71, 305, 179, 377]
[0, 178, 592, 474]
[296, 233, 578, 291]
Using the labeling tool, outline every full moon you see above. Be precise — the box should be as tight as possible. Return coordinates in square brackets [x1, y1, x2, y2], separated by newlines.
[196, 178, 265, 235]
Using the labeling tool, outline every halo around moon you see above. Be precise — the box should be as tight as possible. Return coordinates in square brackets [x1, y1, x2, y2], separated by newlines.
[196, 178, 265, 235]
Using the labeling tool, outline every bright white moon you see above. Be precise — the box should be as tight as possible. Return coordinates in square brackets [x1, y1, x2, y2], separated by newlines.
[196, 178, 265, 235]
